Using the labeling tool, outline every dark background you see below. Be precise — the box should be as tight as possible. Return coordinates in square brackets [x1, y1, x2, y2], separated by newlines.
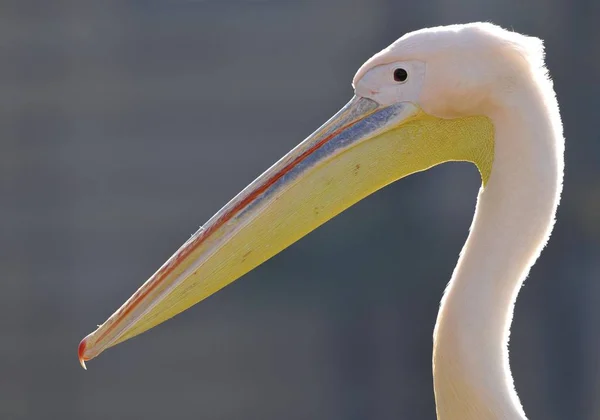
[2, 1, 599, 419]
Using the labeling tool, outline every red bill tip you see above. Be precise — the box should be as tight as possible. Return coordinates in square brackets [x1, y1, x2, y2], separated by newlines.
[78, 337, 89, 370]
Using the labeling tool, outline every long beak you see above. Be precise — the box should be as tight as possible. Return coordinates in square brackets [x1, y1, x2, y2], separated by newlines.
[78, 95, 494, 368]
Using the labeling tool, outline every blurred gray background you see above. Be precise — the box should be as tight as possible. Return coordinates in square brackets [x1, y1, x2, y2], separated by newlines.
[2, 1, 599, 419]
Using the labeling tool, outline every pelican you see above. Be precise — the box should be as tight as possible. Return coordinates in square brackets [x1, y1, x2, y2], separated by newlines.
[78, 22, 563, 419]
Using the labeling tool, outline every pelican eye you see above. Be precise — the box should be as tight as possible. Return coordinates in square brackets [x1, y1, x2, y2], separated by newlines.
[393, 68, 408, 82]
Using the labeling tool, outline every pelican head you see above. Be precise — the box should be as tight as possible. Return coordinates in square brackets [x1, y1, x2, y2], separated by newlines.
[79, 23, 563, 419]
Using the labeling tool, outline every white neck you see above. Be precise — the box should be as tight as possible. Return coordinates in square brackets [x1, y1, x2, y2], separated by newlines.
[432, 83, 564, 419]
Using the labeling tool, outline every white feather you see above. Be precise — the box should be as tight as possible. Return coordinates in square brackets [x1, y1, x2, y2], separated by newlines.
[354, 22, 564, 419]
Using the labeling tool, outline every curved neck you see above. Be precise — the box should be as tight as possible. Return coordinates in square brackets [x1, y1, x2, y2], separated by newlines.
[432, 86, 563, 419]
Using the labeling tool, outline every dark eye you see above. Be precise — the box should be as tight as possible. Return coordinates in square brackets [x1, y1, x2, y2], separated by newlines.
[393, 68, 408, 82]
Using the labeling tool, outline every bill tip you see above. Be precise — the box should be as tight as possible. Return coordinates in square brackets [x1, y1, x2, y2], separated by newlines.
[78, 337, 88, 370]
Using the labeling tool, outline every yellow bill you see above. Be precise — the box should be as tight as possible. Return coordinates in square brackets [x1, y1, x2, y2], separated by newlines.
[78, 96, 494, 368]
